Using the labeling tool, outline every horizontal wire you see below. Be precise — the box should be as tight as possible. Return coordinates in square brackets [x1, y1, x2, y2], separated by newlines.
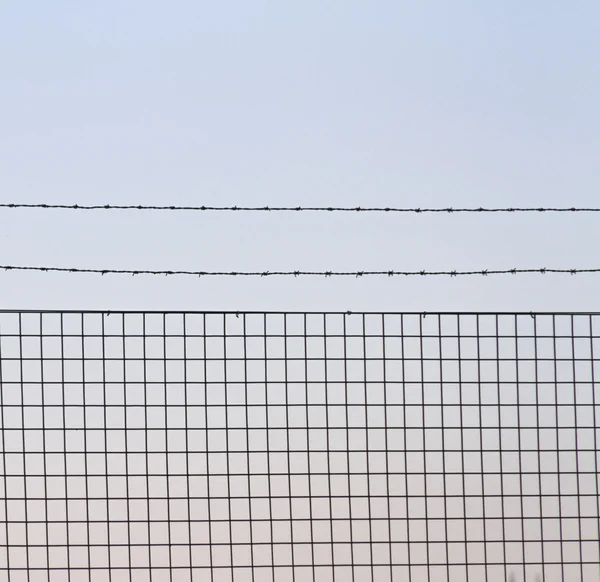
[1, 203, 599, 213]
[0, 264, 597, 278]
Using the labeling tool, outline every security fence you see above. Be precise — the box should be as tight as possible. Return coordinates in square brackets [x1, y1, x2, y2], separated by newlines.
[0, 311, 598, 582]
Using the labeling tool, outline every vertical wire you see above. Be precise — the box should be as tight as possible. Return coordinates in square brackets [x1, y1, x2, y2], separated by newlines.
[400, 315, 411, 581]
[343, 314, 356, 581]
[283, 314, 297, 582]
[38, 314, 51, 582]
[456, 314, 469, 582]
[80, 313, 93, 582]
[0, 316, 11, 580]
[514, 315, 527, 581]
[163, 314, 174, 582]
[121, 313, 133, 581]
[242, 314, 256, 582]
[570, 315, 585, 581]
[362, 314, 375, 582]
[303, 313, 316, 580]
[203, 314, 214, 581]
[552, 315, 565, 580]
[590, 316, 600, 576]
[263, 313, 275, 580]
[18, 313, 31, 582]
[102, 314, 114, 581]
[81, 313, 93, 582]
[437, 314, 450, 580]
[418, 315, 431, 582]
[533, 316, 546, 582]
[60, 314, 71, 582]
[495, 314, 508, 582]
[380, 314, 393, 580]
[476, 314, 490, 580]
[323, 314, 336, 581]
[222, 314, 235, 579]
[182, 314, 193, 580]
[142, 313, 154, 581]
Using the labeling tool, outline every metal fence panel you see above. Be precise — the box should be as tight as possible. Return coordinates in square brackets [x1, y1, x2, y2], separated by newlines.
[0, 312, 598, 582]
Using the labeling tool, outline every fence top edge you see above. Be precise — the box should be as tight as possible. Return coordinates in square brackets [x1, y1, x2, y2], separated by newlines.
[0, 309, 599, 316]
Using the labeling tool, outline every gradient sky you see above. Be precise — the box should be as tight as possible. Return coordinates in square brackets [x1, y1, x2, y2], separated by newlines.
[1, 1, 600, 311]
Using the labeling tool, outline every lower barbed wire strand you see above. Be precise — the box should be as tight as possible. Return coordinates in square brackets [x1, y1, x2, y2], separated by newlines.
[0, 265, 597, 278]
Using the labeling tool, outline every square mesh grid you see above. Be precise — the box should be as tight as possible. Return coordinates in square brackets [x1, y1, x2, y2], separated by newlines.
[0, 312, 598, 582]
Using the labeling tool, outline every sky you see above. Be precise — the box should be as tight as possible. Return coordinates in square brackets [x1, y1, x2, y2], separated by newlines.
[1, 1, 600, 312]
[1, 5, 600, 579]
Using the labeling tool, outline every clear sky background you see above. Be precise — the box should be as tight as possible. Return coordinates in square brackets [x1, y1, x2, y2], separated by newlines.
[1, 1, 600, 312]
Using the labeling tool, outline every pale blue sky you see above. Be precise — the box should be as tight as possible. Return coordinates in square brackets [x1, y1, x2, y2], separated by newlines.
[1, 1, 599, 311]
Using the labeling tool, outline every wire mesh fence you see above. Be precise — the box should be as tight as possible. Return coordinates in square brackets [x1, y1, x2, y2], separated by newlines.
[0, 311, 598, 582]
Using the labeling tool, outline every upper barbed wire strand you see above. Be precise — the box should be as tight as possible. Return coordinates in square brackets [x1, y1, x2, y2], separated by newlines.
[0, 203, 599, 213]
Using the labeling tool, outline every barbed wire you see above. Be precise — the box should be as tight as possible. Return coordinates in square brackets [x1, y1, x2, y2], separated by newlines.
[0, 264, 597, 278]
[1, 203, 599, 214]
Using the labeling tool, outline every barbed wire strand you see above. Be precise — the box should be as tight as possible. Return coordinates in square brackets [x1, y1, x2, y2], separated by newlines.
[1, 203, 599, 214]
[0, 265, 597, 278]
